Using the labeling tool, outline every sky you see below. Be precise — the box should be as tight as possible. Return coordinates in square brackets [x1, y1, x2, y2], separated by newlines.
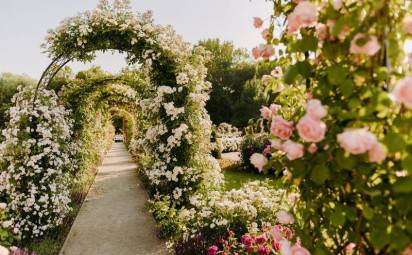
[0, 0, 272, 79]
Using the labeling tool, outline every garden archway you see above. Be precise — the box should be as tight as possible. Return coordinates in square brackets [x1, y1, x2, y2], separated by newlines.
[0, 0, 222, 238]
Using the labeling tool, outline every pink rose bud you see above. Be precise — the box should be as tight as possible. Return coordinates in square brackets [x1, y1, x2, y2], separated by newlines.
[262, 28, 270, 40]
[368, 143, 386, 163]
[270, 104, 282, 115]
[308, 143, 318, 154]
[287, 1, 318, 33]
[253, 17, 264, 28]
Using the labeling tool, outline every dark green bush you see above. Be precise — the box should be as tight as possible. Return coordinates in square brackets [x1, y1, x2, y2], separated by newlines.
[239, 133, 271, 172]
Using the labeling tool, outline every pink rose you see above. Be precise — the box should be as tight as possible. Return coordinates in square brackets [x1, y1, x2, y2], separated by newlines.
[257, 246, 270, 255]
[283, 227, 294, 240]
[308, 143, 318, 154]
[350, 33, 380, 56]
[252, 47, 261, 59]
[271, 116, 294, 140]
[271, 66, 283, 78]
[337, 128, 378, 155]
[270, 225, 284, 242]
[241, 234, 253, 247]
[290, 245, 311, 255]
[306, 99, 327, 120]
[262, 28, 270, 40]
[404, 17, 412, 34]
[392, 76, 412, 109]
[272, 240, 281, 251]
[297, 115, 326, 143]
[262, 145, 272, 157]
[255, 233, 267, 244]
[207, 245, 218, 255]
[282, 140, 305, 160]
[254, 17, 264, 28]
[296, 115, 326, 143]
[277, 210, 294, 225]
[270, 104, 281, 115]
[250, 153, 268, 172]
[287, 1, 318, 33]
[368, 143, 386, 163]
[260, 106, 272, 120]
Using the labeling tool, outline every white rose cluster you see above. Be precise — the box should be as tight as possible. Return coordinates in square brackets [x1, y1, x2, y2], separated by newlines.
[178, 181, 291, 241]
[0, 87, 76, 238]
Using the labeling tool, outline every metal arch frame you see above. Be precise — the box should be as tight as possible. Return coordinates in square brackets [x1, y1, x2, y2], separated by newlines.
[32, 54, 74, 107]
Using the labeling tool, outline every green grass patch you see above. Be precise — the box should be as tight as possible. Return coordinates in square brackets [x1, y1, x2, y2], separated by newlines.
[219, 159, 282, 190]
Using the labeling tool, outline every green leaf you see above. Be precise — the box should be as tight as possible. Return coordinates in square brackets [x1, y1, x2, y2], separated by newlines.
[284, 65, 299, 84]
[402, 156, 412, 173]
[296, 61, 312, 78]
[383, 132, 406, 153]
[393, 177, 412, 193]
[340, 79, 354, 97]
[327, 65, 346, 85]
[362, 206, 374, 220]
[370, 228, 390, 250]
[310, 164, 329, 185]
[335, 151, 356, 169]
[330, 210, 346, 226]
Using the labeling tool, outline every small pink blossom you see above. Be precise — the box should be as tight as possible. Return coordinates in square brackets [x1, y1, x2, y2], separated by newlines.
[392, 76, 412, 109]
[252, 44, 275, 60]
[262, 145, 272, 157]
[404, 17, 412, 34]
[350, 33, 380, 56]
[282, 140, 304, 160]
[277, 210, 294, 224]
[368, 143, 386, 163]
[262, 28, 270, 40]
[250, 153, 268, 172]
[396, 170, 408, 177]
[270, 104, 281, 115]
[337, 128, 378, 155]
[272, 240, 281, 250]
[288, 193, 300, 204]
[253, 17, 264, 28]
[271, 67, 283, 78]
[287, 1, 318, 33]
[255, 233, 267, 244]
[271, 116, 294, 140]
[308, 143, 318, 154]
[290, 244, 311, 255]
[260, 106, 272, 120]
[297, 115, 326, 143]
[306, 99, 327, 120]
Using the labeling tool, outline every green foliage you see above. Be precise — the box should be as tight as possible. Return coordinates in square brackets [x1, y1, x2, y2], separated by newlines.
[240, 133, 271, 172]
[0, 73, 35, 130]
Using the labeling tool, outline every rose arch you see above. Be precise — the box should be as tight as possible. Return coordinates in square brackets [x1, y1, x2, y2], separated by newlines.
[0, 0, 222, 238]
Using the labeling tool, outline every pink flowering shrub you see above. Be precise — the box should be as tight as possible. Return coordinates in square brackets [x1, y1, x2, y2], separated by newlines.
[251, 0, 412, 253]
[207, 225, 310, 255]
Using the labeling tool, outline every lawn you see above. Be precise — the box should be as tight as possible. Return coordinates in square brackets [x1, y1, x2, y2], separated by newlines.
[219, 159, 282, 190]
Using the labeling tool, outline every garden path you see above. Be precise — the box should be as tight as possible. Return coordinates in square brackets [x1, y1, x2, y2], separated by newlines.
[60, 143, 167, 255]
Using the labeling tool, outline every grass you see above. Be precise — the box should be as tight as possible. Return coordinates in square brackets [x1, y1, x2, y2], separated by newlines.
[219, 159, 282, 190]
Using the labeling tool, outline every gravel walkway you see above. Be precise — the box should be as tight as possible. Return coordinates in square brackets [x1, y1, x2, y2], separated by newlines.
[60, 143, 167, 255]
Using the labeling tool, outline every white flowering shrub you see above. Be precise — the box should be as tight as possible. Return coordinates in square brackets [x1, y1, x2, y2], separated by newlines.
[0, 86, 76, 238]
[212, 123, 243, 153]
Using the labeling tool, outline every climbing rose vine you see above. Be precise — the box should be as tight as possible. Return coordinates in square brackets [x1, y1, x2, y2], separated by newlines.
[250, 0, 412, 254]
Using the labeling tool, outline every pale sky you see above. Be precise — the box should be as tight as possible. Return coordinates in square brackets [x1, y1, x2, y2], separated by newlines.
[0, 0, 272, 79]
